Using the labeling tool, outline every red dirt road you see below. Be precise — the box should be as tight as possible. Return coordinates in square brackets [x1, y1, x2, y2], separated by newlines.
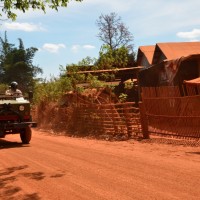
[1, 129, 200, 200]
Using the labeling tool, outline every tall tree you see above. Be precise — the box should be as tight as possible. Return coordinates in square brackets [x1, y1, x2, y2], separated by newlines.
[0, 32, 42, 91]
[96, 12, 134, 51]
[0, 0, 83, 20]
[0, 32, 14, 75]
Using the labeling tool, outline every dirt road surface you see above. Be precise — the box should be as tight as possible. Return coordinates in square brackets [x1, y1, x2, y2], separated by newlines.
[1, 129, 200, 200]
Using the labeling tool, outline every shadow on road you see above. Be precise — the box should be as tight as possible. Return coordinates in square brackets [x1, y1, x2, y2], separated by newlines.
[0, 139, 29, 149]
[0, 165, 42, 200]
[0, 163, 64, 199]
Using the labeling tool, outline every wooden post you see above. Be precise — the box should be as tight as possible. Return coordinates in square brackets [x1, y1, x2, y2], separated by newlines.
[139, 102, 150, 139]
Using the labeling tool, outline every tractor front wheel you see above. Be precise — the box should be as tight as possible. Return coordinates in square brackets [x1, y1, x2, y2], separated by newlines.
[20, 127, 32, 144]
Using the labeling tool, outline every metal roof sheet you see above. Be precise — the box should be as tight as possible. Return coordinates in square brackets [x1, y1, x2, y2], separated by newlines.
[184, 77, 200, 85]
[137, 45, 155, 65]
[156, 42, 200, 60]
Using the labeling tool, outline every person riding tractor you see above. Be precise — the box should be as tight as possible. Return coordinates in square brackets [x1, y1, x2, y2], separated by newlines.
[5, 81, 23, 97]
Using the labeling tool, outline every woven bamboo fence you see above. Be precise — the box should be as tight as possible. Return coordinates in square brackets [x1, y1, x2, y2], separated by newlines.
[73, 102, 142, 138]
[184, 84, 200, 96]
[141, 86, 200, 139]
[33, 90, 142, 139]
[142, 86, 181, 98]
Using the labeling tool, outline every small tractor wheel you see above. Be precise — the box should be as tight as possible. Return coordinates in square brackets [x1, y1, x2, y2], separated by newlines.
[20, 127, 32, 144]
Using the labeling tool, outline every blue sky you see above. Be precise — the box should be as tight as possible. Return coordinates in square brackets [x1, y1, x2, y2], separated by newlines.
[1, 0, 200, 79]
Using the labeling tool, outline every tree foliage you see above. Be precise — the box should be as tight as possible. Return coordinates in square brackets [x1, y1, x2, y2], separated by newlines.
[97, 45, 132, 69]
[96, 12, 134, 51]
[66, 56, 97, 73]
[77, 56, 97, 67]
[0, 0, 83, 20]
[33, 76, 73, 104]
[0, 32, 42, 91]
[96, 13, 136, 69]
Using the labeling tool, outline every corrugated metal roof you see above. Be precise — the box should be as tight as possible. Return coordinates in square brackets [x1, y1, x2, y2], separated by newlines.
[156, 42, 200, 60]
[137, 45, 155, 65]
[184, 77, 200, 85]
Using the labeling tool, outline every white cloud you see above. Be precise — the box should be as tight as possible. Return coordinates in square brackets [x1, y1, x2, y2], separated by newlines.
[71, 44, 96, 53]
[176, 29, 200, 40]
[3, 22, 46, 32]
[43, 43, 66, 53]
[83, 45, 95, 49]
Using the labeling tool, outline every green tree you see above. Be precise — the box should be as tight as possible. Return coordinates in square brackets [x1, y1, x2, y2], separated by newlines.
[0, 32, 14, 75]
[66, 63, 86, 87]
[66, 56, 96, 73]
[96, 13, 136, 69]
[97, 45, 129, 69]
[0, 32, 42, 91]
[77, 56, 97, 67]
[0, 0, 83, 20]
[33, 76, 73, 104]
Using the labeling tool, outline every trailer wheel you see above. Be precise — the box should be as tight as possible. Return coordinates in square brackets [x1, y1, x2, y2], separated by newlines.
[20, 127, 32, 144]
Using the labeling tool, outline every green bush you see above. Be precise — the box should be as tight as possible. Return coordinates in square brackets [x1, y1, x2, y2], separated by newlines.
[33, 77, 73, 104]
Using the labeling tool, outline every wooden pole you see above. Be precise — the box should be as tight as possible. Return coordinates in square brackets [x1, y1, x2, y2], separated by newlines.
[139, 102, 150, 139]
